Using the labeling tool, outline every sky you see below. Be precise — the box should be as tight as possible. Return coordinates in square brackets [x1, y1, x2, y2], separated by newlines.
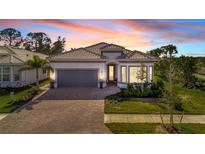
[0, 19, 205, 56]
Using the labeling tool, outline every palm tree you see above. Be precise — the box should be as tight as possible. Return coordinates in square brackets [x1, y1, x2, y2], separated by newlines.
[25, 55, 48, 90]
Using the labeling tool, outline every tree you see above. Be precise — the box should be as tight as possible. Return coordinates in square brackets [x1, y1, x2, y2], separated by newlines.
[136, 64, 147, 92]
[161, 44, 178, 59]
[50, 36, 66, 56]
[147, 48, 163, 57]
[176, 56, 198, 87]
[150, 45, 185, 133]
[149, 44, 178, 81]
[23, 32, 51, 54]
[0, 28, 22, 46]
[25, 55, 48, 90]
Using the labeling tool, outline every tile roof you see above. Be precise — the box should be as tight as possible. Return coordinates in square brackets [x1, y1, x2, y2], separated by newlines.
[50, 48, 105, 62]
[51, 42, 157, 62]
[0, 45, 47, 64]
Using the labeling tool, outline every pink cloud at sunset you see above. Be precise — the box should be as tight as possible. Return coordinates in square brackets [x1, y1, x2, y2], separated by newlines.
[0, 19, 205, 55]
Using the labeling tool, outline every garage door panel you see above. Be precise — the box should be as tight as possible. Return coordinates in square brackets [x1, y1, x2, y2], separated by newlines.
[57, 70, 98, 87]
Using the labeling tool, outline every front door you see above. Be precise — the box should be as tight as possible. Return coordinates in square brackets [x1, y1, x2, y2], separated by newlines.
[108, 64, 115, 82]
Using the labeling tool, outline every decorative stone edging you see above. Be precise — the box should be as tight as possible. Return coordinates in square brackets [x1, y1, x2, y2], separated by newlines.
[104, 114, 205, 124]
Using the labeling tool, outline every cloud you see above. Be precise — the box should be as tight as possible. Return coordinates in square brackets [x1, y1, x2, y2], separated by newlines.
[115, 19, 205, 44]
[32, 19, 116, 35]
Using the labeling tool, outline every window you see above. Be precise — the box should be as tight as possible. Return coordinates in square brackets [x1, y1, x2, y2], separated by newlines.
[43, 68, 46, 74]
[108, 65, 114, 81]
[13, 66, 20, 81]
[149, 66, 153, 81]
[129, 66, 147, 83]
[0, 67, 2, 81]
[2, 67, 10, 81]
[121, 66, 127, 82]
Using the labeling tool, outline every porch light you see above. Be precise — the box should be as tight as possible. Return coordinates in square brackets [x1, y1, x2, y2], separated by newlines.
[99, 70, 104, 80]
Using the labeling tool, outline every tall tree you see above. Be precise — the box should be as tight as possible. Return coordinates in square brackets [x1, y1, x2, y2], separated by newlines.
[0, 28, 22, 46]
[50, 36, 66, 55]
[25, 55, 48, 90]
[23, 32, 51, 54]
[161, 44, 178, 59]
[176, 56, 198, 87]
[147, 48, 163, 57]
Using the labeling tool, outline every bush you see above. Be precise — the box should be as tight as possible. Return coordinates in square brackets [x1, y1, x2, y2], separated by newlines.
[50, 80, 55, 88]
[106, 93, 122, 104]
[173, 97, 184, 111]
[120, 80, 164, 98]
[9, 87, 38, 106]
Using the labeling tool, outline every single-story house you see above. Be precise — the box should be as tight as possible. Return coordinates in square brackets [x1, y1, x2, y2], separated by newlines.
[0, 45, 48, 88]
[50, 42, 157, 88]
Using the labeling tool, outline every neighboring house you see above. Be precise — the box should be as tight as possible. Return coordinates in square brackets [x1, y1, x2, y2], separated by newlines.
[0, 45, 48, 88]
[50, 42, 157, 88]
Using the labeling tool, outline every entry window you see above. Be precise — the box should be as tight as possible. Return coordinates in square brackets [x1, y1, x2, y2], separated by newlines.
[129, 66, 147, 83]
[149, 66, 153, 81]
[108, 65, 114, 81]
[121, 66, 127, 82]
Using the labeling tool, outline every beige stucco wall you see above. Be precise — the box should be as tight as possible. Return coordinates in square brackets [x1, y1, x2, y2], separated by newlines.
[20, 68, 48, 84]
[50, 62, 107, 88]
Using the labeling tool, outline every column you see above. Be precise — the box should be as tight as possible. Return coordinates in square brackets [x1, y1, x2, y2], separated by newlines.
[147, 65, 150, 83]
[10, 66, 14, 82]
[126, 65, 129, 83]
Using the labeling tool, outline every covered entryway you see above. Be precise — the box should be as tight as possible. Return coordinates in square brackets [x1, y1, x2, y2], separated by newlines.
[57, 69, 98, 87]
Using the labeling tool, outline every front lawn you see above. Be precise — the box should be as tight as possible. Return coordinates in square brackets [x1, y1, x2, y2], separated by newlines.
[105, 85, 205, 114]
[0, 78, 50, 113]
[106, 123, 205, 134]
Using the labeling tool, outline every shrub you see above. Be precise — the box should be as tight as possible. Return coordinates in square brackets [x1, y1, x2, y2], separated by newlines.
[106, 93, 122, 104]
[120, 79, 164, 98]
[173, 97, 184, 111]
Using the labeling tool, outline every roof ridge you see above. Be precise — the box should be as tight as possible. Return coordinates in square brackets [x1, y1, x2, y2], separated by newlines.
[51, 47, 83, 57]
[4, 45, 17, 55]
[85, 42, 108, 48]
[100, 43, 125, 50]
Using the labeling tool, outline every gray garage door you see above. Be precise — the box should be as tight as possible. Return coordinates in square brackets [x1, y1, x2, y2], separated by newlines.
[57, 69, 98, 87]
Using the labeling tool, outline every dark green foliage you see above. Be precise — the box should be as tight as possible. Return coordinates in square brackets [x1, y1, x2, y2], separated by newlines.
[9, 87, 37, 108]
[174, 101, 184, 112]
[106, 93, 122, 104]
[23, 32, 51, 54]
[50, 36, 66, 55]
[50, 80, 55, 88]
[175, 56, 198, 87]
[0, 28, 22, 46]
[147, 48, 163, 57]
[120, 80, 164, 98]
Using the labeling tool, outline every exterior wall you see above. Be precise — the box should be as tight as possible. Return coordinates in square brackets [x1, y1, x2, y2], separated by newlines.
[102, 52, 122, 60]
[20, 68, 48, 84]
[50, 61, 155, 89]
[50, 62, 107, 88]
[117, 62, 155, 89]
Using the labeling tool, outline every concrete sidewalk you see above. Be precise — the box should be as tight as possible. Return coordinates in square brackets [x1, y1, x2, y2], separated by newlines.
[104, 114, 205, 124]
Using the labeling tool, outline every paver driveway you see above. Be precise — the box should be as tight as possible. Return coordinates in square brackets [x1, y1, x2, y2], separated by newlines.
[0, 86, 120, 134]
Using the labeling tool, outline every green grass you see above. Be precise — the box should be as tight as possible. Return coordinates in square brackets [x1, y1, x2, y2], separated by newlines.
[106, 123, 205, 134]
[105, 84, 205, 114]
[105, 100, 170, 114]
[0, 78, 50, 113]
[106, 123, 157, 134]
